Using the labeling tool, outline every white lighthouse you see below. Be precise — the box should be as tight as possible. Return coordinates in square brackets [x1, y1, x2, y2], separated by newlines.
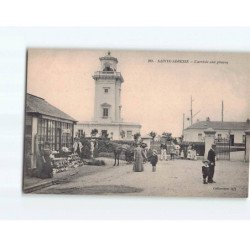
[93, 51, 123, 123]
[75, 51, 141, 140]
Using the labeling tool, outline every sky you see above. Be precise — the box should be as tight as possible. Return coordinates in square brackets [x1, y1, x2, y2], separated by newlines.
[27, 49, 250, 137]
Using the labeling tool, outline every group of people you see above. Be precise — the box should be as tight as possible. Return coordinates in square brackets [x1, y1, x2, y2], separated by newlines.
[201, 144, 216, 184]
[133, 143, 158, 172]
[34, 137, 83, 180]
[35, 136, 217, 185]
[160, 143, 177, 161]
[133, 141, 217, 185]
[180, 145, 197, 160]
[73, 137, 83, 156]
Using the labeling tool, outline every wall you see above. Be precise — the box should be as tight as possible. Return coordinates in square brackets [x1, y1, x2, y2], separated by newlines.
[245, 132, 250, 162]
[183, 128, 246, 144]
[94, 78, 122, 123]
[31, 117, 38, 169]
[74, 123, 141, 140]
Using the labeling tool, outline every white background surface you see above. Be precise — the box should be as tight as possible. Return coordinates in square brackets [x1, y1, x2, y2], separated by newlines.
[0, 0, 250, 249]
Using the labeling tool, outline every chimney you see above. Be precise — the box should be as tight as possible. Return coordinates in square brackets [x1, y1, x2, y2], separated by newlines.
[206, 117, 210, 122]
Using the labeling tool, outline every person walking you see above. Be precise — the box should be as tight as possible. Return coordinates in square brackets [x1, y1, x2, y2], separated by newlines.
[133, 143, 144, 172]
[141, 143, 148, 163]
[201, 160, 210, 184]
[207, 144, 216, 183]
[170, 146, 175, 160]
[148, 149, 158, 172]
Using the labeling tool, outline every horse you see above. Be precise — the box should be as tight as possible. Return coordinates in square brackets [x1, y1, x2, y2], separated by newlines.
[103, 141, 134, 166]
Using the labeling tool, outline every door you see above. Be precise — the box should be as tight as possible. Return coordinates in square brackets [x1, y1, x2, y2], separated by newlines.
[101, 130, 108, 138]
[230, 134, 234, 146]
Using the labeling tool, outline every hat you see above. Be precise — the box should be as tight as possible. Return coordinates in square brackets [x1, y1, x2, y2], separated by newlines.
[202, 160, 210, 164]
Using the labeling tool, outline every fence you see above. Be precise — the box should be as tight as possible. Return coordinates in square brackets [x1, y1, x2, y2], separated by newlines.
[215, 138, 230, 160]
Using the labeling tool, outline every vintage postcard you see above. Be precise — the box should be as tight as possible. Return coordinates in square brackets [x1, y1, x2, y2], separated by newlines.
[23, 49, 250, 197]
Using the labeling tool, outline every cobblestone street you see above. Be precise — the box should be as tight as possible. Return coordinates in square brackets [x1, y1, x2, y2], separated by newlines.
[36, 155, 249, 198]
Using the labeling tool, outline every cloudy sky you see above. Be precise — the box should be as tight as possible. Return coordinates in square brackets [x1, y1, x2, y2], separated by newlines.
[27, 49, 250, 136]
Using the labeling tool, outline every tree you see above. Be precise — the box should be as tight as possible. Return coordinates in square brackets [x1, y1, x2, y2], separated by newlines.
[172, 137, 178, 144]
[149, 131, 157, 141]
[133, 132, 141, 142]
[91, 129, 98, 137]
[79, 131, 86, 139]
[101, 130, 109, 139]
[162, 132, 173, 141]
[120, 130, 125, 139]
[179, 135, 184, 143]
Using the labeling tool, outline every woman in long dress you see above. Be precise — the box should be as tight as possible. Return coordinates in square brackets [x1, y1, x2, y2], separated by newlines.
[39, 141, 53, 179]
[133, 144, 144, 172]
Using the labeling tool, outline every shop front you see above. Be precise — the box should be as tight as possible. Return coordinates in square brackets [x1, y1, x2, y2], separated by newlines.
[36, 116, 74, 151]
[24, 94, 77, 174]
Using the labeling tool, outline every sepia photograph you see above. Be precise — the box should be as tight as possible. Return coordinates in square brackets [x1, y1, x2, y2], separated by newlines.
[23, 49, 250, 197]
[2, 3, 250, 249]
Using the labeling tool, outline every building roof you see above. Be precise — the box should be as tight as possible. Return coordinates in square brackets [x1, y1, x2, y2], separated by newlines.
[141, 134, 152, 139]
[185, 120, 250, 131]
[26, 93, 77, 122]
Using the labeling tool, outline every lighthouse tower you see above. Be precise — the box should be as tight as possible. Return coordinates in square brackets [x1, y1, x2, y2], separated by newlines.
[93, 51, 123, 123]
[75, 51, 141, 140]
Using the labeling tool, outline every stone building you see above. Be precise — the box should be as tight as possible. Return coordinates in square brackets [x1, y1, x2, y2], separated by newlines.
[75, 52, 141, 140]
[24, 93, 77, 172]
[183, 119, 250, 145]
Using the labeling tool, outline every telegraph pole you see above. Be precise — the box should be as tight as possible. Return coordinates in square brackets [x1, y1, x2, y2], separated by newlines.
[182, 113, 185, 135]
[190, 96, 193, 125]
[189, 95, 200, 126]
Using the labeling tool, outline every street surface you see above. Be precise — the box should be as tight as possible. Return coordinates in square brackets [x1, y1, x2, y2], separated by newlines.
[36, 153, 249, 198]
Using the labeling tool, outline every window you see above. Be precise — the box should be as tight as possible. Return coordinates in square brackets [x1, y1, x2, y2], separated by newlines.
[47, 120, 53, 149]
[55, 121, 61, 151]
[51, 121, 55, 150]
[101, 130, 108, 138]
[61, 122, 73, 148]
[127, 131, 132, 139]
[37, 119, 73, 151]
[230, 134, 234, 146]
[37, 118, 48, 150]
[78, 129, 84, 137]
[103, 108, 109, 117]
[104, 88, 109, 93]
[25, 115, 32, 136]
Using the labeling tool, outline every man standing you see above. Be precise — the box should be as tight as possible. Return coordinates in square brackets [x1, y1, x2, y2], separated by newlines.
[207, 144, 216, 183]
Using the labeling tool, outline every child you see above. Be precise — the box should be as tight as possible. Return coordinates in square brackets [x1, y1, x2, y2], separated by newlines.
[149, 150, 158, 172]
[160, 143, 167, 161]
[202, 160, 210, 184]
[180, 149, 184, 159]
